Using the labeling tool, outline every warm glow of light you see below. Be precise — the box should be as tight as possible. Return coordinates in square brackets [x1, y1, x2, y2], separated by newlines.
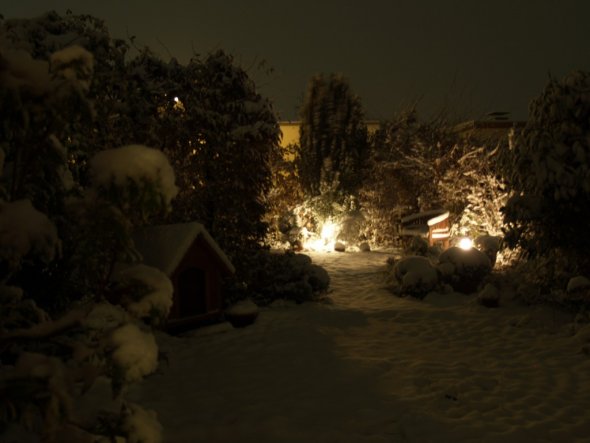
[458, 237, 473, 250]
[321, 220, 337, 241]
[301, 219, 340, 252]
[174, 96, 179, 102]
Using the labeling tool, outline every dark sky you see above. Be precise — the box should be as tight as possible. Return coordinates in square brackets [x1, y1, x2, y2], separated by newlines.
[3, 0, 590, 121]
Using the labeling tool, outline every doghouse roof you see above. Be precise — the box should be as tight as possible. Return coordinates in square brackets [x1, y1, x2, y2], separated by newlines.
[132, 222, 235, 275]
[401, 209, 447, 225]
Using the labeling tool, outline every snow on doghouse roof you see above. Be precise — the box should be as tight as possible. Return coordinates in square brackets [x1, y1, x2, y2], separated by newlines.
[132, 222, 235, 275]
[427, 211, 450, 226]
[401, 209, 448, 224]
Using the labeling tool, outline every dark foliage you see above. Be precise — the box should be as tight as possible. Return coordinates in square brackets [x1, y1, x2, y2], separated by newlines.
[499, 70, 590, 269]
[227, 250, 330, 306]
[298, 74, 368, 198]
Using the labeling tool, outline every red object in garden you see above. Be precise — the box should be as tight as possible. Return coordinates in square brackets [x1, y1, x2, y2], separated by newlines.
[132, 223, 235, 332]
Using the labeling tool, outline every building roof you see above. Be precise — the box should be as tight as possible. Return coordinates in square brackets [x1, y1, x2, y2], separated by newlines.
[132, 222, 235, 275]
[452, 120, 526, 134]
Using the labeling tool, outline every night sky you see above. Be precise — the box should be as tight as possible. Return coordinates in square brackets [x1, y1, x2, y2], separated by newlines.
[3, 0, 590, 121]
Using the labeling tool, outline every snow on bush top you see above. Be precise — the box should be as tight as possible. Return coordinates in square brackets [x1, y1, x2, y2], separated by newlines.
[115, 264, 174, 320]
[84, 302, 129, 331]
[123, 403, 163, 443]
[50, 45, 94, 90]
[110, 323, 158, 383]
[393, 255, 438, 295]
[89, 145, 178, 206]
[226, 298, 259, 316]
[0, 199, 61, 267]
[567, 276, 590, 294]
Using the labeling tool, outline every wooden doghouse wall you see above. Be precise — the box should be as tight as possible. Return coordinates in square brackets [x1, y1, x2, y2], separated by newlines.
[168, 235, 227, 322]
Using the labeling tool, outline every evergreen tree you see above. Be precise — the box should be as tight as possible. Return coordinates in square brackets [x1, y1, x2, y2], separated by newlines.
[500, 70, 590, 265]
[298, 74, 368, 197]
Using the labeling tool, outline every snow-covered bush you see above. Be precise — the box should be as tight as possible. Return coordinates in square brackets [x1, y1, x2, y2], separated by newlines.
[403, 236, 430, 257]
[227, 250, 330, 306]
[500, 70, 590, 267]
[477, 283, 501, 308]
[0, 21, 166, 441]
[307, 264, 330, 293]
[89, 144, 178, 221]
[110, 323, 159, 383]
[50, 45, 94, 92]
[286, 193, 367, 251]
[389, 255, 439, 298]
[0, 199, 61, 271]
[225, 298, 260, 328]
[439, 144, 508, 244]
[113, 264, 174, 325]
[438, 246, 492, 293]
[121, 403, 163, 443]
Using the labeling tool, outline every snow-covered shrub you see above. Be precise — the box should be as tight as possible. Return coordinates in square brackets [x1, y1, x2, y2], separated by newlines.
[403, 236, 429, 256]
[500, 70, 590, 267]
[508, 251, 573, 306]
[225, 298, 259, 328]
[228, 250, 330, 306]
[110, 323, 159, 384]
[390, 255, 439, 298]
[121, 403, 163, 443]
[0, 199, 61, 271]
[0, 18, 167, 441]
[307, 264, 330, 292]
[439, 144, 508, 244]
[89, 144, 178, 219]
[567, 276, 590, 294]
[561, 275, 590, 309]
[438, 246, 492, 293]
[113, 264, 174, 325]
[282, 193, 366, 251]
[477, 283, 500, 308]
[50, 45, 94, 92]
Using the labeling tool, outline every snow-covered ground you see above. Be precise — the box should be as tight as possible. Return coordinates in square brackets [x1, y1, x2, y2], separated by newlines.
[128, 250, 590, 442]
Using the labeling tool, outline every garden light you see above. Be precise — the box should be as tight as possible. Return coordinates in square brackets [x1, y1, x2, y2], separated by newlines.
[458, 237, 473, 250]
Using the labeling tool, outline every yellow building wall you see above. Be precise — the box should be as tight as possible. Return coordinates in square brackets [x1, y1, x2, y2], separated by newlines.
[279, 120, 380, 148]
[279, 122, 300, 147]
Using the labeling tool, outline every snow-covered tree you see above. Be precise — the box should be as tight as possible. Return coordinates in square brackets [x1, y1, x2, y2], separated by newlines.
[438, 143, 508, 241]
[500, 70, 590, 267]
[359, 109, 455, 246]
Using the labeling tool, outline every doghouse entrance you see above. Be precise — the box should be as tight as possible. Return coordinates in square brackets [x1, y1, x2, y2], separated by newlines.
[178, 267, 207, 315]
